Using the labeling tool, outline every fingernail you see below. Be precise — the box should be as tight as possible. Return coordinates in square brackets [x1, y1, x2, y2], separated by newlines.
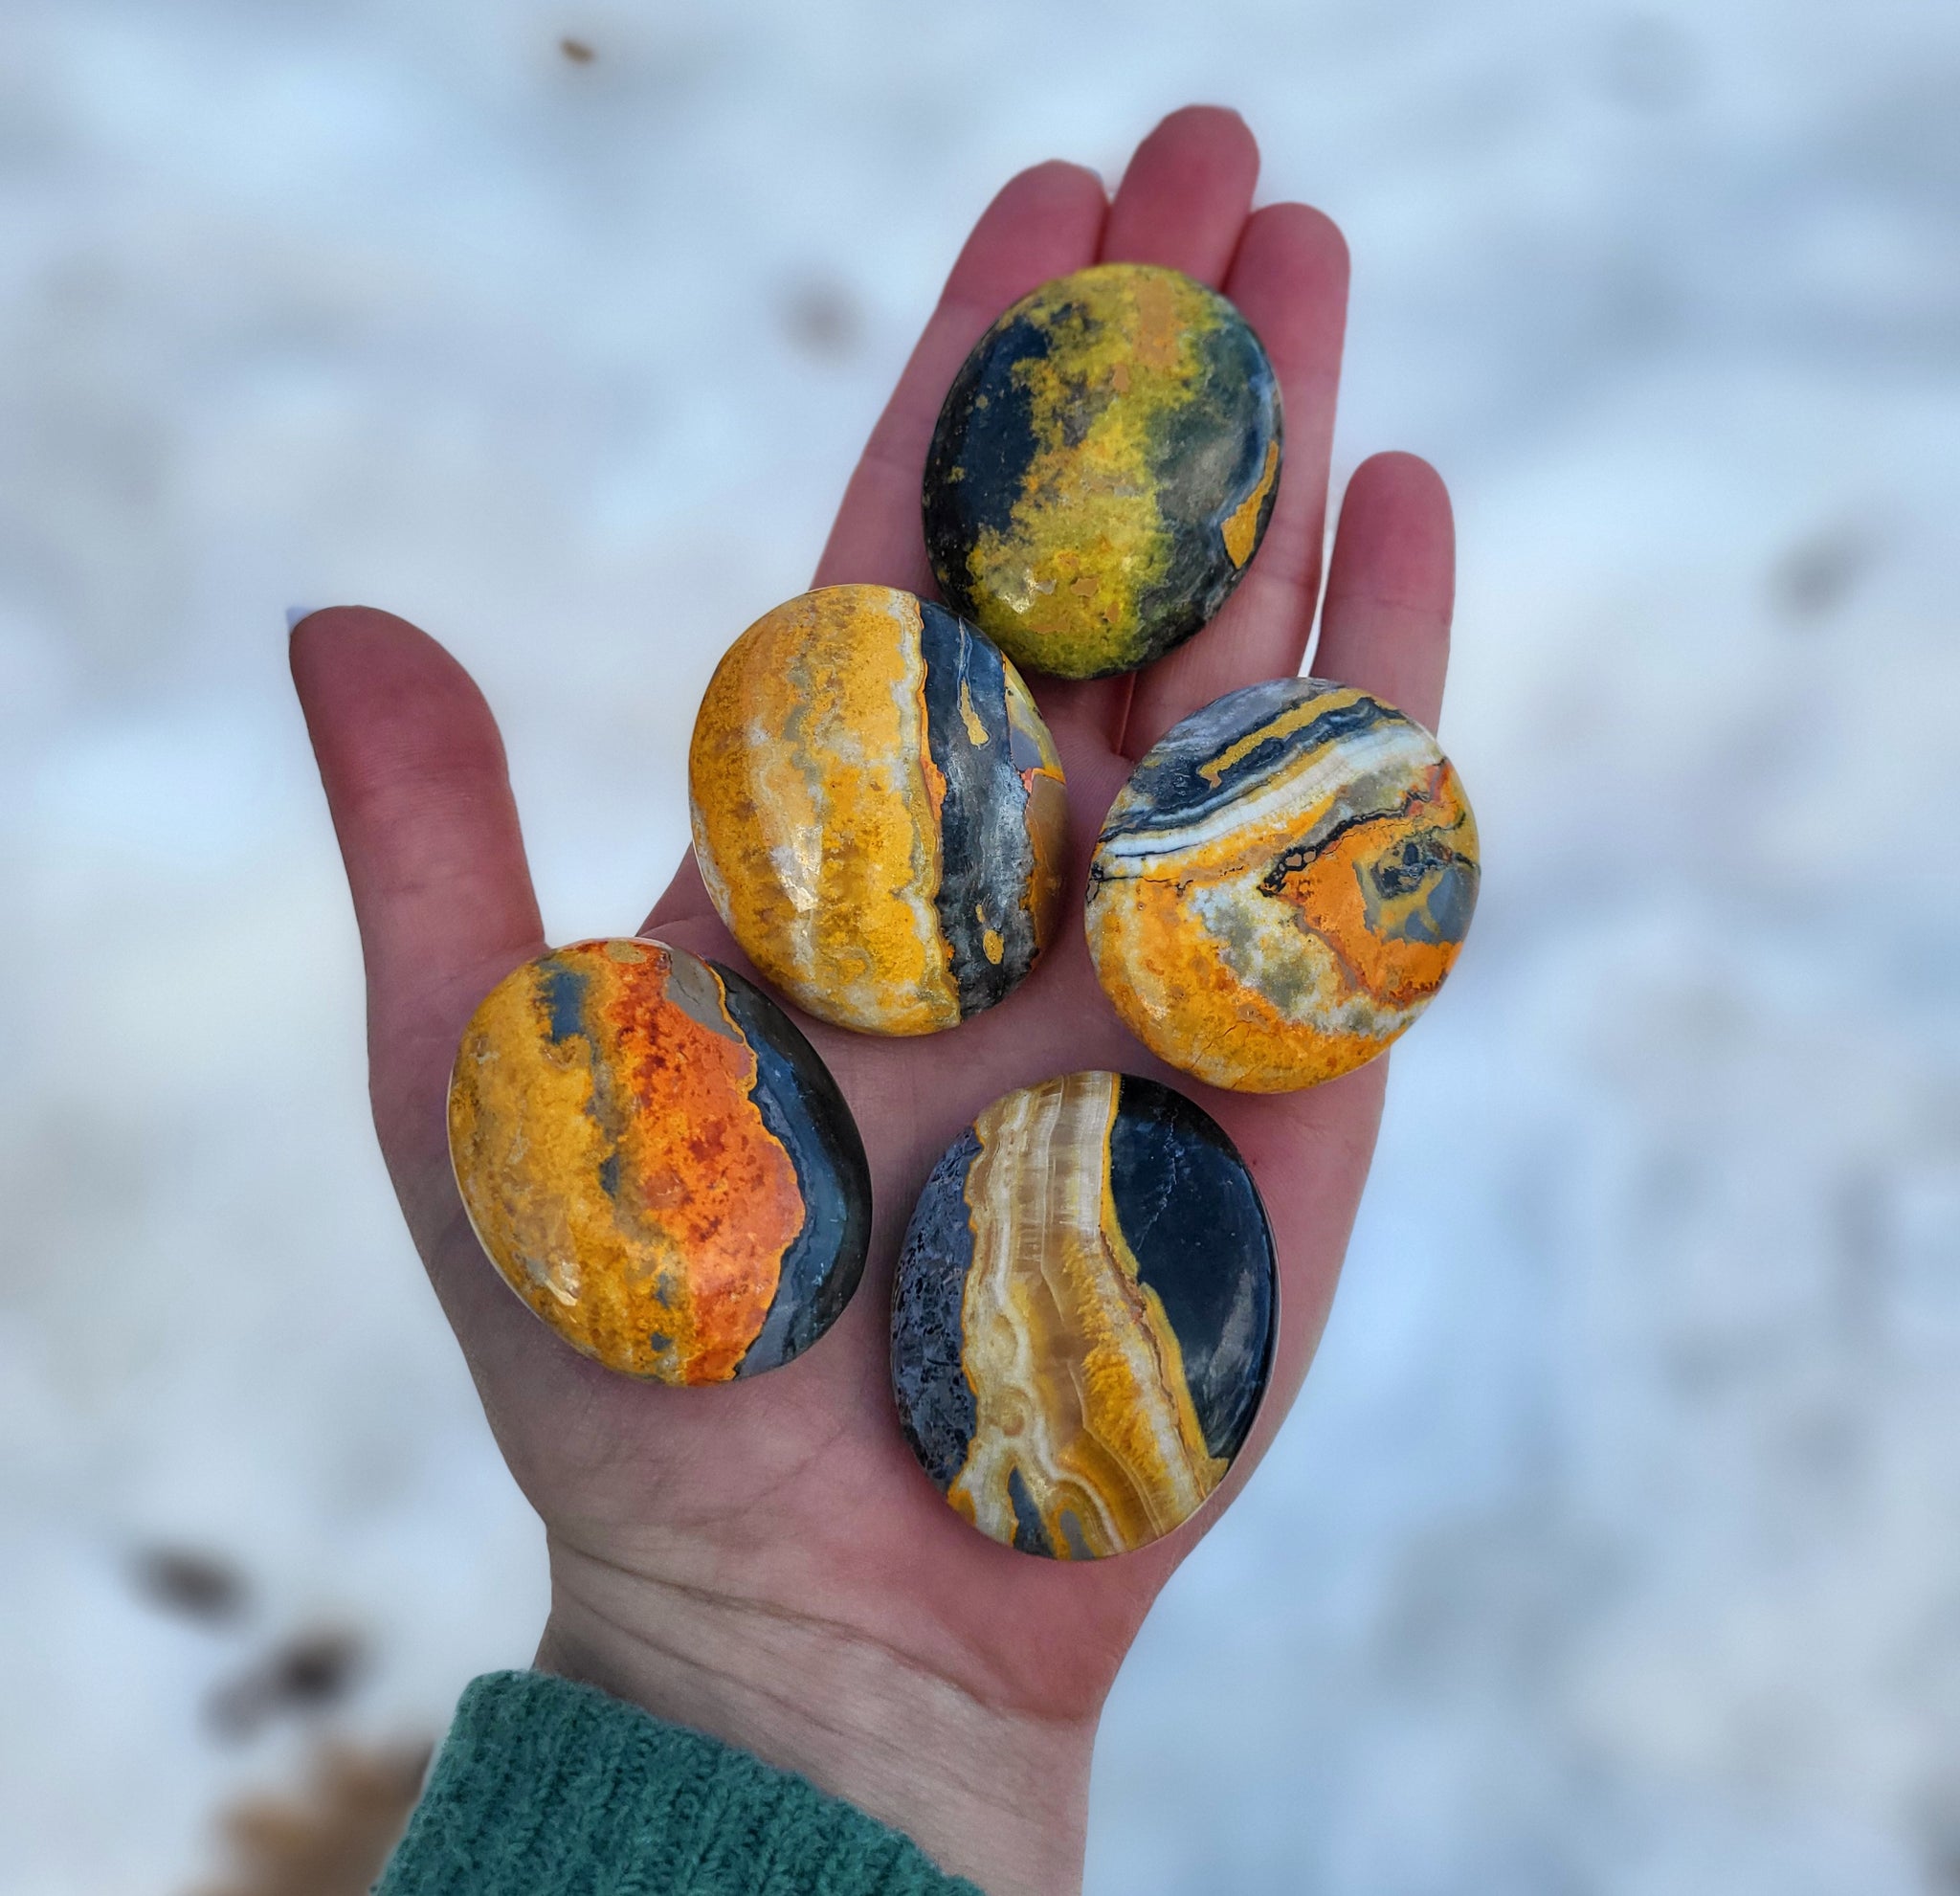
[285, 605, 322, 634]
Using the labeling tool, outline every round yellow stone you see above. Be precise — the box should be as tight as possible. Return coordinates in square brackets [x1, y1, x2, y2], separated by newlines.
[687, 585, 1067, 1036]
[447, 938, 870, 1383]
[1087, 677, 1480, 1091]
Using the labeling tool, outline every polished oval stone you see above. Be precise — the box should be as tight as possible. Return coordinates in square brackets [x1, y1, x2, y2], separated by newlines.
[1087, 677, 1480, 1092]
[448, 938, 870, 1384]
[922, 262, 1282, 680]
[891, 1070, 1277, 1559]
[689, 584, 1067, 1036]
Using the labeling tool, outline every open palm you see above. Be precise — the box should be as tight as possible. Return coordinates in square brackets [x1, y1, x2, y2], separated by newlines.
[293, 107, 1454, 1894]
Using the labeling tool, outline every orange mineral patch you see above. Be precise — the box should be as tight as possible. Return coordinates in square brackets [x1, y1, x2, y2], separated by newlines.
[1092, 877, 1389, 1093]
[1221, 438, 1280, 568]
[447, 940, 802, 1384]
[1261, 768, 1473, 1013]
[1088, 682, 1480, 1093]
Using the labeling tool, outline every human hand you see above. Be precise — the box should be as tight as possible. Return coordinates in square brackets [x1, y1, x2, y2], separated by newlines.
[292, 105, 1454, 1895]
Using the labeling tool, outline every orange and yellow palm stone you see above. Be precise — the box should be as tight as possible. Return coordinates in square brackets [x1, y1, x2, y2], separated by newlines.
[688, 584, 1067, 1036]
[447, 938, 870, 1384]
[890, 1071, 1277, 1560]
[1087, 678, 1480, 1092]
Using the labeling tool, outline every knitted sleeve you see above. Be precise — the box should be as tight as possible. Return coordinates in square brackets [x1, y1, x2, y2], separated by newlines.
[375, 1670, 982, 1896]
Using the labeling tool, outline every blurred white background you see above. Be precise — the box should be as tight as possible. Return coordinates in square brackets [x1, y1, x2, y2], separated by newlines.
[3, 1, 1957, 1890]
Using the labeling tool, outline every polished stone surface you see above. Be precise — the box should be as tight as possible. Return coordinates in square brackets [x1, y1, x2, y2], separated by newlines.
[891, 1070, 1277, 1559]
[1087, 677, 1480, 1092]
[448, 938, 870, 1383]
[689, 583, 1067, 1035]
[922, 261, 1281, 680]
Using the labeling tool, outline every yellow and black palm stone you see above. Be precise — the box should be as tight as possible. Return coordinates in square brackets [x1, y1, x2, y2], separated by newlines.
[688, 584, 1067, 1036]
[448, 938, 871, 1385]
[891, 1070, 1278, 1559]
[922, 261, 1282, 680]
[1087, 677, 1481, 1092]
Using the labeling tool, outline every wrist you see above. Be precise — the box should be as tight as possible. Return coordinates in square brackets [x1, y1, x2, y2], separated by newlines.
[535, 1532, 1097, 1895]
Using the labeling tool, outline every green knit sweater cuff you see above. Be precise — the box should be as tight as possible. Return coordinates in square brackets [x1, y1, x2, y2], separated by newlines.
[375, 1669, 980, 1896]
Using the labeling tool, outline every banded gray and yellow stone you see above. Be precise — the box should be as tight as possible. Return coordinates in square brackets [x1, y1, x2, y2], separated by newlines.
[891, 1071, 1277, 1559]
[1087, 677, 1480, 1092]
[688, 585, 1068, 1036]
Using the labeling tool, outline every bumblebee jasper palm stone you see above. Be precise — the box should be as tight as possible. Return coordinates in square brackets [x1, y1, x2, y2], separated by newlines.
[891, 1071, 1277, 1559]
[1087, 678, 1480, 1093]
[922, 262, 1282, 680]
[448, 938, 870, 1384]
[689, 584, 1067, 1036]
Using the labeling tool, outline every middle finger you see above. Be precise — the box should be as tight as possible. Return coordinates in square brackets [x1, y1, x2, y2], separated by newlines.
[1035, 105, 1264, 749]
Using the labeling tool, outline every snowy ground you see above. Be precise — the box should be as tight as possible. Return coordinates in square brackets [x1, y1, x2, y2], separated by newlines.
[3, 1, 1957, 1890]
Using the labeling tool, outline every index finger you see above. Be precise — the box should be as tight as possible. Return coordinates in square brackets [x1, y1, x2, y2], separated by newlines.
[290, 608, 545, 1233]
